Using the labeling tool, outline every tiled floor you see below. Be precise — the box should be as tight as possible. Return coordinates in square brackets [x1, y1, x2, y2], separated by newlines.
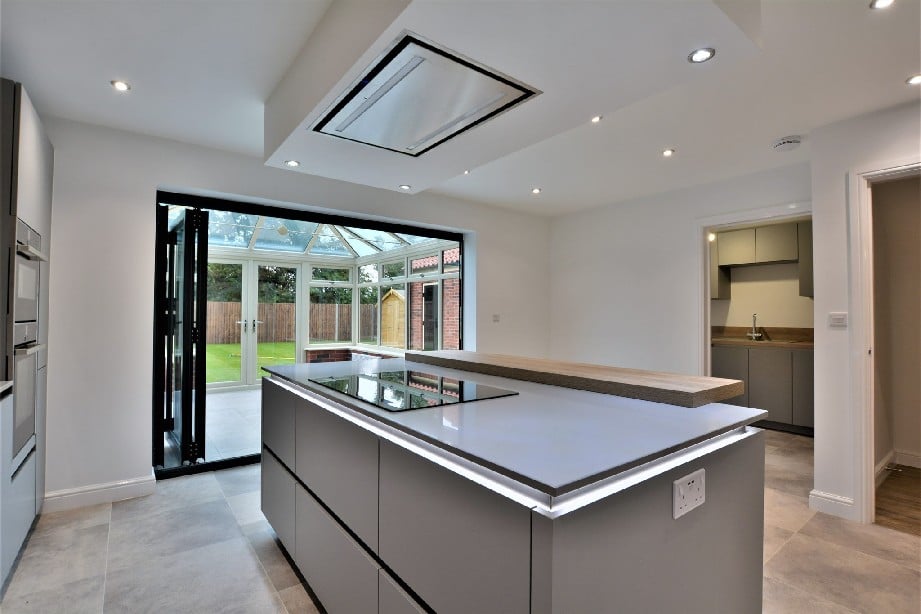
[2, 430, 919, 613]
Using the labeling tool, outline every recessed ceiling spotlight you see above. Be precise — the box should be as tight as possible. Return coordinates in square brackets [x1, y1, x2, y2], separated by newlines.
[399, 184, 412, 190]
[591, 115, 603, 123]
[531, 187, 541, 194]
[662, 148, 676, 157]
[463, 170, 470, 175]
[284, 160, 300, 168]
[687, 48, 715, 64]
[110, 80, 131, 92]
[907, 74, 921, 85]
[707, 232, 717, 242]
[869, 0, 894, 9]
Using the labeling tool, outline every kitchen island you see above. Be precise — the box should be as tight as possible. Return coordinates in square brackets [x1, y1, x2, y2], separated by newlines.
[262, 356, 766, 613]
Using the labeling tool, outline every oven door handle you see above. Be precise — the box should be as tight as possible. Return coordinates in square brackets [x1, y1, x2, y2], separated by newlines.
[16, 244, 47, 262]
[14, 343, 46, 356]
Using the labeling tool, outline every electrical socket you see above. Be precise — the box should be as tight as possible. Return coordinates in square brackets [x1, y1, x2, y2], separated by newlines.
[673, 468, 706, 519]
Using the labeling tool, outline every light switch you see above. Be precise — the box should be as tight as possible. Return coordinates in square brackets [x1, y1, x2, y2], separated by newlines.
[828, 312, 848, 328]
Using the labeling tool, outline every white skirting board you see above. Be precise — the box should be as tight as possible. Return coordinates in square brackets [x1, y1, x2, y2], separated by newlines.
[875, 450, 895, 488]
[809, 489, 858, 521]
[42, 472, 156, 513]
[893, 449, 921, 469]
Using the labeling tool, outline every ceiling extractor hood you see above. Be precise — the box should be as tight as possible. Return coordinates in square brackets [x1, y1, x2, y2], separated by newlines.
[312, 33, 540, 157]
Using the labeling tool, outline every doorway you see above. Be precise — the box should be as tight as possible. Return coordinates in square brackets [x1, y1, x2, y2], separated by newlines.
[869, 174, 920, 537]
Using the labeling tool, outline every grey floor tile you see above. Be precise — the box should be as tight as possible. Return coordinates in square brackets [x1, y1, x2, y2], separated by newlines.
[800, 512, 921, 572]
[764, 461, 814, 499]
[765, 533, 921, 614]
[3, 524, 109, 600]
[32, 503, 111, 537]
[0, 574, 105, 614]
[107, 498, 242, 572]
[763, 524, 794, 563]
[764, 487, 816, 532]
[110, 472, 224, 520]
[278, 583, 321, 614]
[215, 462, 261, 497]
[247, 526, 301, 592]
[227, 490, 266, 526]
[762, 577, 860, 614]
[103, 536, 281, 614]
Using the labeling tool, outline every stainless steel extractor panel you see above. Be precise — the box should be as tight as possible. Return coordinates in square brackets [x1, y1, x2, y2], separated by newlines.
[313, 34, 539, 156]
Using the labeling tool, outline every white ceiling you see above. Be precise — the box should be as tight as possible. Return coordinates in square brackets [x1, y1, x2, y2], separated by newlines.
[1, 0, 919, 216]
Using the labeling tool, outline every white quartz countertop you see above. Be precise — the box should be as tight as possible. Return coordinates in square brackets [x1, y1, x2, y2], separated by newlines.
[264, 358, 765, 497]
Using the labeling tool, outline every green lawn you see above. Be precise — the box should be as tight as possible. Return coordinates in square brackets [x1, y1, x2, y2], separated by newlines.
[206, 341, 296, 383]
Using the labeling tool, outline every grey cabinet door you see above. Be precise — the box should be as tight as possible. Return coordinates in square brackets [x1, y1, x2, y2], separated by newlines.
[379, 569, 427, 614]
[710, 240, 730, 300]
[792, 350, 814, 427]
[755, 223, 798, 263]
[717, 229, 756, 266]
[379, 441, 531, 614]
[295, 484, 379, 614]
[711, 346, 748, 406]
[261, 449, 295, 551]
[749, 348, 793, 423]
[798, 220, 814, 297]
[262, 378, 295, 468]
[295, 398, 379, 551]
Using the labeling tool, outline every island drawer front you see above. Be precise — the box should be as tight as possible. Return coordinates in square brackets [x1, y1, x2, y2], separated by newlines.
[295, 397, 379, 551]
[379, 569, 427, 614]
[295, 483, 379, 614]
[262, 378, 296, 467]
[378, 440, 531, 614]
[261, 448, 295, 551]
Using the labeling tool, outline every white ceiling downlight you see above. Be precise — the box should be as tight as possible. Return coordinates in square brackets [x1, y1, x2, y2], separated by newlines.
[907, 74, 921, 85]
[662, 148, 676, 157]
[591, 115, 603, 123]
[312, 33, 540, 157]
[869, 0, 894, 9]
[771, 135, 802, 152]
[399, 184, 412, 190]
[110, 80, 130, 92]
[687, 48, 715, 63]
[284, 159, 300, 167]
[531, 187, 541, 194]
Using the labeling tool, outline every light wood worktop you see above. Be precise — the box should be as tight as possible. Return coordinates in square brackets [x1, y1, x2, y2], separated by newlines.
[404, 350, 743, 408]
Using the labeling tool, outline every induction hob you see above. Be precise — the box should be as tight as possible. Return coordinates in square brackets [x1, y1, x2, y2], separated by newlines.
[309, 369, 518, 412]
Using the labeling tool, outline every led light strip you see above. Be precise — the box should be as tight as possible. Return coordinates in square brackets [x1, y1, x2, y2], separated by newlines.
[269, 376, 760, 518]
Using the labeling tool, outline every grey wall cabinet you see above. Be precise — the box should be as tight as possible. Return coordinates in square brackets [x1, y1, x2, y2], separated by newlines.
[379, 570, 427, 614]
[295, 483, 380, 614]
[798, 220, 814, 297]
[792, 350, 814, 427]
[261, 450, 295, 550]
[295, 397, 380, 551]
[379, 440, 532, 614]
[717, 228, 755, 266]
[262, 379, 295, 468]
[755, 223, 798, 263]
[710, 240, 731, 300]
[711, 346, 748, 406]
[748, 347, 793, 424]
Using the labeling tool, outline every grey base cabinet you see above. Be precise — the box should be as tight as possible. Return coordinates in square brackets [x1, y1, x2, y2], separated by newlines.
[295, 483, 380, 614]
[261, 450, 295, 549]
[711, 345, 814, 428]
[379, 570, 427, 614]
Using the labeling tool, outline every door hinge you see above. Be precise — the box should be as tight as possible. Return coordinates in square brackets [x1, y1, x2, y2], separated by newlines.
[191, 325, 199, 343]
[186, 441, 200, 462]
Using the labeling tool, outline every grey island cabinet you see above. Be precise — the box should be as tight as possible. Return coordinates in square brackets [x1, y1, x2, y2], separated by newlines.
[262, 357, 767, 614]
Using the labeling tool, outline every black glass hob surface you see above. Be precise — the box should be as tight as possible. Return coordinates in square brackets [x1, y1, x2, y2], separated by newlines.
[308, 370, 519, 412]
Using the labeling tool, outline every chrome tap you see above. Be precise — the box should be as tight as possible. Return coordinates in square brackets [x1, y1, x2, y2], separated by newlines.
[747, 313, 763, 340]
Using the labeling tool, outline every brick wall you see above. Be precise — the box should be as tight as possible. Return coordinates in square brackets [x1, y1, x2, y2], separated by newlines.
[442, 278, 460, 350]
[409, 282, 425, 350]
[305, 348, 392, 363]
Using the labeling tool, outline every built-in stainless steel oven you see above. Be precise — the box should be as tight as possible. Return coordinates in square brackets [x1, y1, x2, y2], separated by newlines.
[11, 220, 44, 467]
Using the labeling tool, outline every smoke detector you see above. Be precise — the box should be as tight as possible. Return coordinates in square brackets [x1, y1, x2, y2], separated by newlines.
[772, 135, 803, 152]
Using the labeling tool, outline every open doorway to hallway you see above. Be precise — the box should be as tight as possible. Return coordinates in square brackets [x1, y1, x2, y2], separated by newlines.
[870, 174, 921, 537]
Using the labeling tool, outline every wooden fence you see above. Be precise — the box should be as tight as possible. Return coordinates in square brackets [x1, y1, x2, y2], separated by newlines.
[206, 302, 378, 344]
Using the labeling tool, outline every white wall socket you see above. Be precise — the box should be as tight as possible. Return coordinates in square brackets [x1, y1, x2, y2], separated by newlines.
[673, 468, 706, 519]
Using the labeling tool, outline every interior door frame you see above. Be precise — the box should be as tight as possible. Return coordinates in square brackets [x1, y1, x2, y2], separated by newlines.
[848, 158, 921, 524]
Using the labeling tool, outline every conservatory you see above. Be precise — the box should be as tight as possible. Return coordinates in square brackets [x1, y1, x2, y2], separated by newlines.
[154, 197, 463, 472]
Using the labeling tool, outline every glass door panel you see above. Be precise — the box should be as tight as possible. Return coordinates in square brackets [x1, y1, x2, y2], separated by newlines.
[256, 265, 298, 375]
[205, 262, 245, 386]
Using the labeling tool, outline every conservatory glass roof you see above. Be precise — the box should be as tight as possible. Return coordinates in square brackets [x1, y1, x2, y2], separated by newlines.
[200, 209, 439, 258]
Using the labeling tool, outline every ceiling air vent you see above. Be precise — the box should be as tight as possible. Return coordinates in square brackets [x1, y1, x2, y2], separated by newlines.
[313, 33, 540, 157]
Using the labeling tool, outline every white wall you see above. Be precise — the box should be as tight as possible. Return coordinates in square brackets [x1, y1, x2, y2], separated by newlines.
[711, 262, 814, 328]
[809, 101, 920, 520]
[549, 162, 811, 374]
[44, 118, 550, 502]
